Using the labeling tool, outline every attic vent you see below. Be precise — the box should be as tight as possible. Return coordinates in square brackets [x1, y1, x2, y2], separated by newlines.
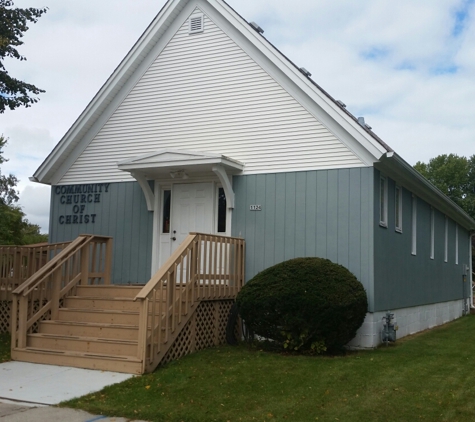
[189, 14, 204, 34]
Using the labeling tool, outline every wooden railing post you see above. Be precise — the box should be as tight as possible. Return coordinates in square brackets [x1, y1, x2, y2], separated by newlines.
[10, 295, 18, 347]
[13, 248, 21, 283]
[51, 267, 62, 319]
[137, 299, 149, 371]
[190, 238, 198, 302]
[80, 243, 90, 285]
[104, 238, 113, 285]
[17, 295, 28, 348]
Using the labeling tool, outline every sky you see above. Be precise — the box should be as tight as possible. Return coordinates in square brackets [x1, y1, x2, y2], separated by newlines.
[1, 0, 474, 233]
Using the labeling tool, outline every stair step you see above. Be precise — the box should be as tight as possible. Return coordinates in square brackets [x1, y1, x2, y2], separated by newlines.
[28, 333, 138, 357]
[75, 285, 143, 299]
[39, 320, 139, 340]
[63, 296, 145, 311]
[11, 347, 143, 374]
[58, 308, 140, 325]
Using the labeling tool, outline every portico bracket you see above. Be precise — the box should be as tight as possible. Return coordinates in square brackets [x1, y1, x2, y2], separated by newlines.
[131, 171, 155, 211]
[212, 165, 235, 209]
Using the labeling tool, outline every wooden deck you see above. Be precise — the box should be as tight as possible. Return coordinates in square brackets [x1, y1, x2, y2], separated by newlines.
[7, 233, 245, 374]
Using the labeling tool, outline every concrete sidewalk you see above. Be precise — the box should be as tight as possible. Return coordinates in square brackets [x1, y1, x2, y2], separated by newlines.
[0, 361, 146, 421]
[0, 362, 133, 405]
[0, 400, 148, 421]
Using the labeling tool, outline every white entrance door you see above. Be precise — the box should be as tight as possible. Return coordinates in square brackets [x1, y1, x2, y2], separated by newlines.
[171, 183, 214, 253]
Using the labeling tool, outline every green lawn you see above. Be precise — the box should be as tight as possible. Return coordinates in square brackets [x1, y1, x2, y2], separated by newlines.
[62, 315, 475, 422]
[0, 333, 10, 363]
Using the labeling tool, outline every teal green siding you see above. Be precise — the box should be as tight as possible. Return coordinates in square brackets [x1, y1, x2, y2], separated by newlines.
[49, 182, 153, 284]
[232, 168, 375, 310]
[373, 170, 470, 311]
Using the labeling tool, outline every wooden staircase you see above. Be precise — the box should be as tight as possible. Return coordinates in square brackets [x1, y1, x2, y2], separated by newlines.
[13, 285, 145, 374]
[10, 233, 245, 375]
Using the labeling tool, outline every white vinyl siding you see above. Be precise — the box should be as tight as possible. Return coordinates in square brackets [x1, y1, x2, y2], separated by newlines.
[60, 9, 363, 184]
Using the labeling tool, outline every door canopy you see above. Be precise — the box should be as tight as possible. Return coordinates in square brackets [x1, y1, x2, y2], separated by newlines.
[118, 149, 244, 211]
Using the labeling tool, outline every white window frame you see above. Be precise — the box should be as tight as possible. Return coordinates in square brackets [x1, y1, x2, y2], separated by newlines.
[444, 216, 448, 263]
[455, 223, 459, 265]
[430, 208, 435, 260]
[411, 195, 417, 256]
[379, 175, 388, 228]
[395, 185, 402, 233]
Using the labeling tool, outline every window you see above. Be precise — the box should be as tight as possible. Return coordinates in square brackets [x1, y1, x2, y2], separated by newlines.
[411, 195, 417, 255]
[217, 187, 227, 233]
[444, 216, 448, 262]
[162, 190, 171, 233]
[395, 185, 402, 232]
[455, 223, 459, 265]
[430, 208, 435, 260]
[380, 176, 388, 227]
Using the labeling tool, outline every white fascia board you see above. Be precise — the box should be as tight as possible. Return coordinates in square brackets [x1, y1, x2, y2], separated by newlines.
[33, 0, 191, 185]
[376, 153, 475, 230]
[202, 0, 388, 164]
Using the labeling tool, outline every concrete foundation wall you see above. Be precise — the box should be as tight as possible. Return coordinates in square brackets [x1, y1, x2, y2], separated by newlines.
[348, 299, 466, 348]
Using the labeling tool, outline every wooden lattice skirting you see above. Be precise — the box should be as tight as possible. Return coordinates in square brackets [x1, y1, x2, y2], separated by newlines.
[161, 300, 236, 366]
[1, 299, 53, 335]
[0, 301, 11, 334]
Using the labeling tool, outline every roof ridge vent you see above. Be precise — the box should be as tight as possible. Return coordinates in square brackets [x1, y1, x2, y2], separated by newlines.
[357, 117, 372, 130]
[250, 22, 264, 34]
[299, 67, 312, 77]
[189, 14, 204, 34]
[336, 100, 347, 108]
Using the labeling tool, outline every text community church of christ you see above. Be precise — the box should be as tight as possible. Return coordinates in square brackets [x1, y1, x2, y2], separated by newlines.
[54, 184, 111, 225]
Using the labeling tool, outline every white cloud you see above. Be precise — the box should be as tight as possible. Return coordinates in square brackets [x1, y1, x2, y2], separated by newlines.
[17, 185, 51, 234]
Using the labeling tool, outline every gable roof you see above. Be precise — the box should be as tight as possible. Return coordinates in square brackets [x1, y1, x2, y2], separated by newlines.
[31, 0, 475, 230]
[32, 0, 388, 185]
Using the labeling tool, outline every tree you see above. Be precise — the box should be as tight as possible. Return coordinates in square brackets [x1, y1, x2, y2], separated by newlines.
[0, 135, 19, 204]
[0, 135, 47, 245]
[0, 0, 47, 113]
[414, 154, 475, 220]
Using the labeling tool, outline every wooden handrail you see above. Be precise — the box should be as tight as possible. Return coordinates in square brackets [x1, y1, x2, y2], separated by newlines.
[12, 235, 112, 296]
[10, 234, 113, 349]
[136, 232, 245, 373]
[1, 241, 73, 304]
[12, 236, 89, 296]
[134, 234, 196, 301]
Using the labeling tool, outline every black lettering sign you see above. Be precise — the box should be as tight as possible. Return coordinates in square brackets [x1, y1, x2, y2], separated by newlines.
[55, 184, 111, 225]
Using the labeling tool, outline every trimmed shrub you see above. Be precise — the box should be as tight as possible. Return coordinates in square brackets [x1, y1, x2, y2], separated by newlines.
[236, 257, 367, 353]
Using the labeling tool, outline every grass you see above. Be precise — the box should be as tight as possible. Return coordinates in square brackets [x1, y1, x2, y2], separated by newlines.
[61, 315, 475, 422]
[0, 333, 10, 363]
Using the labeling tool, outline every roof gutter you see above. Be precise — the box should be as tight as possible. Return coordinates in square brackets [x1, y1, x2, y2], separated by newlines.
[375, 152, 475, 231]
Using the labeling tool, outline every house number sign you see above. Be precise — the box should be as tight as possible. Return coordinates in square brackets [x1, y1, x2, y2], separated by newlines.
[250, 205, 262, 211]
